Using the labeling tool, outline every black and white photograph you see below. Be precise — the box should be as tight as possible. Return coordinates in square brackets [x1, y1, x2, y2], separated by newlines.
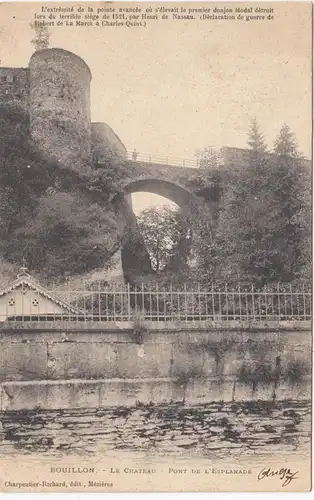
[0, 1, 312, 492]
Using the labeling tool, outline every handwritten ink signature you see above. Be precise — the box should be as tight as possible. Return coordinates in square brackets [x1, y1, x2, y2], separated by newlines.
[257, 467, 299, 487]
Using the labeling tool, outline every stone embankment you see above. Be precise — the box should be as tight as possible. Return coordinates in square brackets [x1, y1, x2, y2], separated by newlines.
[0, 320, 311, 410]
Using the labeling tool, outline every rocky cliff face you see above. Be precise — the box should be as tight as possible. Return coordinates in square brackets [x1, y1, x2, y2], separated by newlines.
[0, 48, 153, 285]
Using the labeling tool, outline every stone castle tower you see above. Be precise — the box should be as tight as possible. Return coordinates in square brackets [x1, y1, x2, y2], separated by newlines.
[0, 47, 129, 282]
[0, 47, 126, 172]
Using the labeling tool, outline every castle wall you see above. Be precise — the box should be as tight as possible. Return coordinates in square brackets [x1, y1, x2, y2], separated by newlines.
[29, 48, 92, 172]
[91, 122, 126, 160]
[221, 146, 311, 171]
[0, 68, 29, 113]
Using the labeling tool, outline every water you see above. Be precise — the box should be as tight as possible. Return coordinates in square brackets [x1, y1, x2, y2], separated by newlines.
[0, 400, 310, 460]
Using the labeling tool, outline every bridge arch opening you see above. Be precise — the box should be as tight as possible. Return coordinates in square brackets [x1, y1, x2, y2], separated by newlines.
[119, 178, 216, 284]
[121, 179, 194, 282]
[131, 193, 177, 216]
[123, 178, 192, 208]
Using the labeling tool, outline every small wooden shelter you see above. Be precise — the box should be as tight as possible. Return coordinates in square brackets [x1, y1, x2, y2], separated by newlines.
[0, 263, 79, 322]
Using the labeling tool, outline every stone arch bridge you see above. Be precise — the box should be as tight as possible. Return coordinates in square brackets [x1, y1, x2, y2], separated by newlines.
[104, 156, 222, 282]
[106, 148, 227, 211]
[121, 159, 205, 208]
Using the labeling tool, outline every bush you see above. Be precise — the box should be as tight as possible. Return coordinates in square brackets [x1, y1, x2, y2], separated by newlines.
[284, 359, 310, 384]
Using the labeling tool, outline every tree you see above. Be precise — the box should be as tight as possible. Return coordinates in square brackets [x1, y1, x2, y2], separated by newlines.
[192, 124, 310, 287]
[247, 118, 267, 153]
[273, 123, 300, 157]
[207, 151, 311, 287]
[195, 146, 222, 169]
[137, 206, 188, 273]
[0, 257, 16, 288]
[30, 23, 50, 51]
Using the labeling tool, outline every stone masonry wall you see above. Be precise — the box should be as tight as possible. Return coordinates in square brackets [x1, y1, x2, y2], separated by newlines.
[91, 122, 126, 160]
[0, 67, 29, 112]
[29, 48, 91, 172]
[0, 322, 311, 410]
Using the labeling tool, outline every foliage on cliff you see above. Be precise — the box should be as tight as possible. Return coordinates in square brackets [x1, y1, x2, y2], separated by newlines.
[11, 193, 120, 279]
[0, 104, 128, 282]
[189, 125, 311, 287]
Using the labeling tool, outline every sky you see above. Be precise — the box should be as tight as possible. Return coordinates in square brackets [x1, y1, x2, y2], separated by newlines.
[0, 1, 312, 213]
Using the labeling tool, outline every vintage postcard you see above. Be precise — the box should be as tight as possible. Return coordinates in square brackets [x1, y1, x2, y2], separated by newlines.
[0, 0, 312, 493]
